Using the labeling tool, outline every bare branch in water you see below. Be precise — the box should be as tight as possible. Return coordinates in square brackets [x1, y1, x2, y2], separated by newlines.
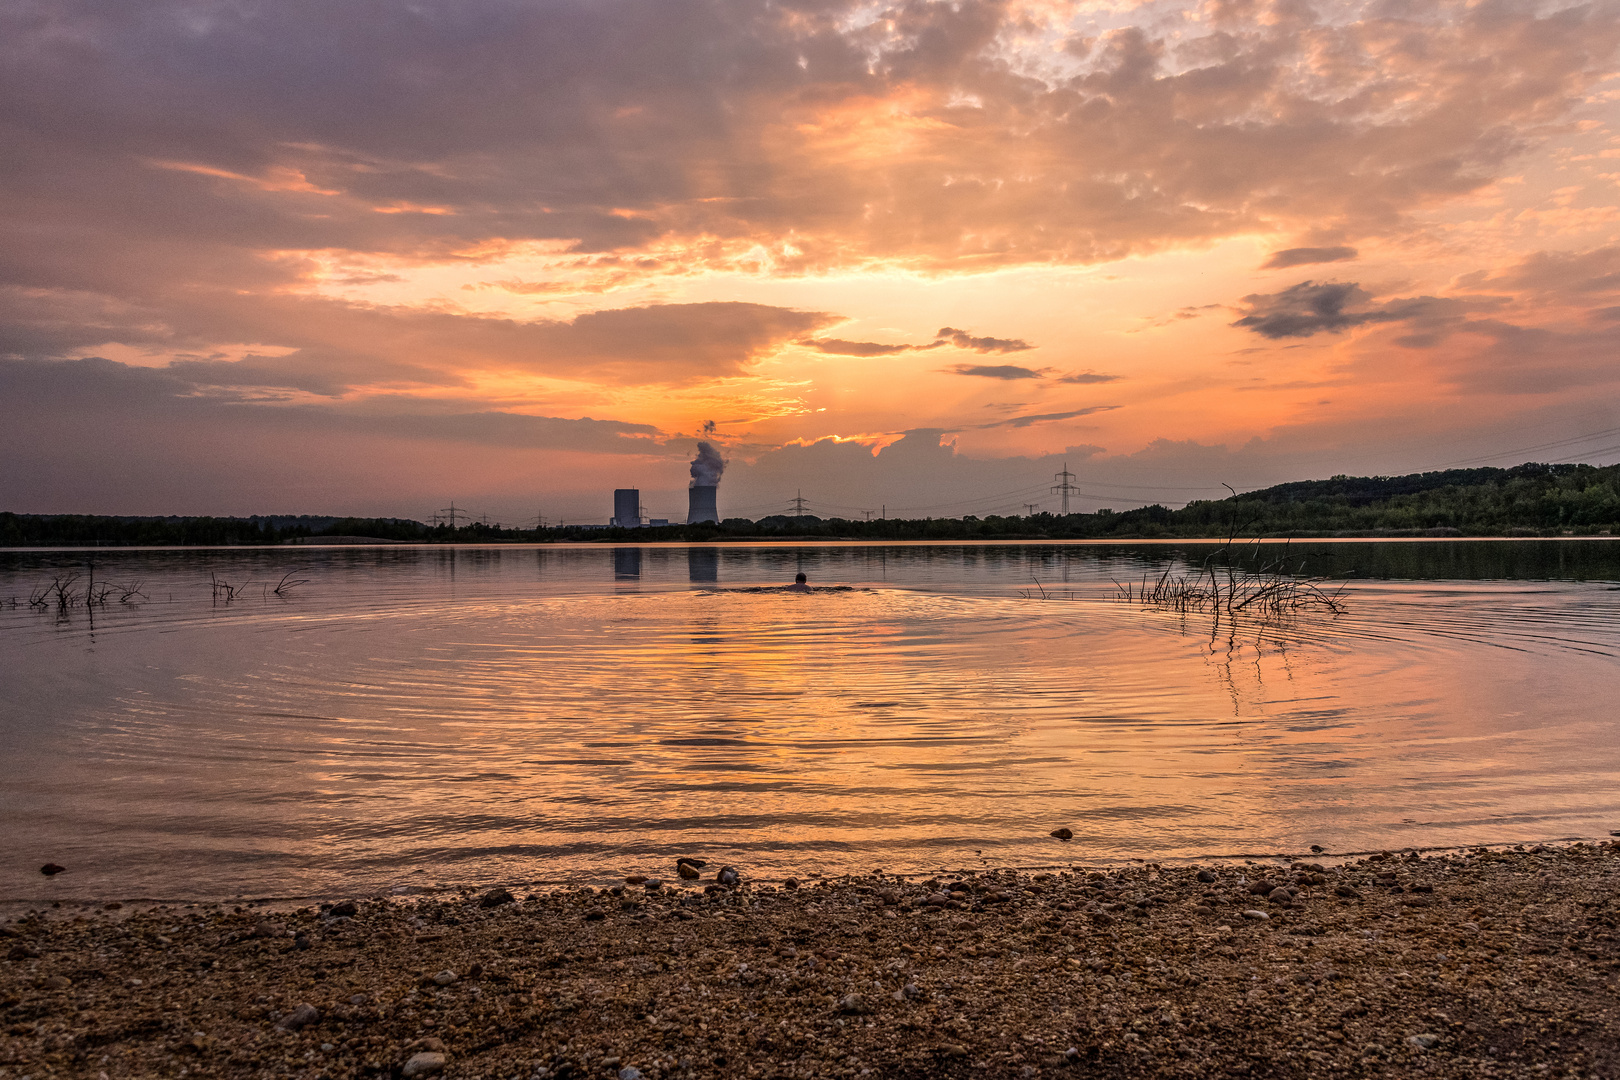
[273, 568, 311, 596]
[210, 573, 245, 604]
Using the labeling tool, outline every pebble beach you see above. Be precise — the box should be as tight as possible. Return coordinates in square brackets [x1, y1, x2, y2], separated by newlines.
[3, 842, 1618, 1080]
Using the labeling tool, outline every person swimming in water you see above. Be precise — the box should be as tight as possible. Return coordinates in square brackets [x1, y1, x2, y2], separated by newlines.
[784, 572, 811, 592]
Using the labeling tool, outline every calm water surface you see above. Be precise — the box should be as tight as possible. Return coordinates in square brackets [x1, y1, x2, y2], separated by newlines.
[3, 541, 1618, 903]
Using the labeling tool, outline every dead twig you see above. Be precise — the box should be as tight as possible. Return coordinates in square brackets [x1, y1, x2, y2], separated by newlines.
[272, 568, 310, 596]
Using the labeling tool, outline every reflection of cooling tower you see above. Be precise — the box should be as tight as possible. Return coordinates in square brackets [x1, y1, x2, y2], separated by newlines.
[612, 488, 639, 527]
[688, 547, 718, 582]
[687, 485, 719, 524]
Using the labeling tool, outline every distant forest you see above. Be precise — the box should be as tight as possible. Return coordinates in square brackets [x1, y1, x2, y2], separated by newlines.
[4, 462, 1618, 546]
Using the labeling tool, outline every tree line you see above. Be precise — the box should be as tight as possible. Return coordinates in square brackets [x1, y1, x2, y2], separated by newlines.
[4, 462, 1618, 547]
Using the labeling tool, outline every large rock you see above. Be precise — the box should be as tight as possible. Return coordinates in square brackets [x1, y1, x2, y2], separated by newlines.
[277, 1003, 320, 1031]
[402, 1051, 447, 1077]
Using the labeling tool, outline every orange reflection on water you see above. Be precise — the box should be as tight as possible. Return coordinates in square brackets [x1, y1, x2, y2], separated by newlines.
[3, 551, 1620, 903]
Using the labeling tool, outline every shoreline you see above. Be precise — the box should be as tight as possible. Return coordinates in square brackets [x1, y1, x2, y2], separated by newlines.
[5, 837, 1613, 914]
[4, 842, 1617, 1079]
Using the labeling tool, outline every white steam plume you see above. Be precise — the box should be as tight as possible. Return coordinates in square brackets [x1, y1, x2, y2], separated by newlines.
[689, 441, 725, 488]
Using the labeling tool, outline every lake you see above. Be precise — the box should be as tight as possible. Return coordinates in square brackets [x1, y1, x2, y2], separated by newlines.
[3, 540, 1618, 904]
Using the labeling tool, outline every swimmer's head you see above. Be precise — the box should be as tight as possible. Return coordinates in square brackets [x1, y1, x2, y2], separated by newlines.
[795, 572, 807, 583]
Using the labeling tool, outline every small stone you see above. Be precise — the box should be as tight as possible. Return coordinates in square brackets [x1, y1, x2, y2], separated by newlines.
[251, 920, 282, 938]
[619, 1068, 644, 1080]
[330, 900, 359, 917]
[923, 892, 950, 907]
[1247, 879, 1277, 895]
[294, 933, 312, 950]
[1050, 828, 1074, 840]
[717, 866, 741, 886]
[39, 863, 66, 876]
[625, 875, 648, 885]
[277, 1003, 321, 1031]
[837, 992, 872, 1014]
[676, 857, 707, 869]
[42, 974, 71, 990]
[1310, 845, 1325, 854]
[431, 969, 457, 986]
[1407, 1034, 1441, 1050]
[1267, 886, 1292, 902]
[677, 863, 701, 880]
[1196, 869, 1217, 883]
[479, 887, 514, 908]
[1193, 905, 1215, 916]
[7, 944, 40, 960]
[1241, 909, 1270, 920]
[643, 878, 664, 891]
[402, 1051, 447, 1077]
[1335, 885, 1362, 899]
[408, 1037, 447, 1053]
[784, 877, 800, 889]
[584, 908, 606, 921]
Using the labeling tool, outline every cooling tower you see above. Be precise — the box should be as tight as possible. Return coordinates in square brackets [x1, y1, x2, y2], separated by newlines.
[687, 485, 719, 524]
[612, 488, 640, 527]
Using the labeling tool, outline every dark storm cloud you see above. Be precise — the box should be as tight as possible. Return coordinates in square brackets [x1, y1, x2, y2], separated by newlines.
[1262, 246, 1359, 269]
[1232, 281, 1415, 339]
[933, 328, 1034, 354]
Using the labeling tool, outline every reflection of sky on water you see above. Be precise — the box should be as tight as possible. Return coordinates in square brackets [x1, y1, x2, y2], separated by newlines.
[1, 542, 1618, 903]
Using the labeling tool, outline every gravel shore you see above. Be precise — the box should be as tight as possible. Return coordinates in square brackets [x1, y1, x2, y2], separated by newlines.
[4, 842, 1618, 1079]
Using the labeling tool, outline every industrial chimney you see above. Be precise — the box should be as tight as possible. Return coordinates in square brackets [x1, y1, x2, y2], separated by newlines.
[686, 440, 724, 524]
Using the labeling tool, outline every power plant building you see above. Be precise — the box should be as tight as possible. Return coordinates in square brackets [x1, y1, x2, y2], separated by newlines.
[612, 488, 640, 528]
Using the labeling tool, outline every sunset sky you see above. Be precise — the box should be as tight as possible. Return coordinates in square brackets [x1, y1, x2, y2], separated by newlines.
[5, 0, 1620, 524]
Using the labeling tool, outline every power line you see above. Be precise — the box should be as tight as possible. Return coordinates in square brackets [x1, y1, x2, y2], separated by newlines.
[1551, 442, 1620, 464]
[1438, 425, 1620, 469]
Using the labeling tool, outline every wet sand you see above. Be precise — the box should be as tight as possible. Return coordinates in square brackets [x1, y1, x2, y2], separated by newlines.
[3, 842, 1618, 1079]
